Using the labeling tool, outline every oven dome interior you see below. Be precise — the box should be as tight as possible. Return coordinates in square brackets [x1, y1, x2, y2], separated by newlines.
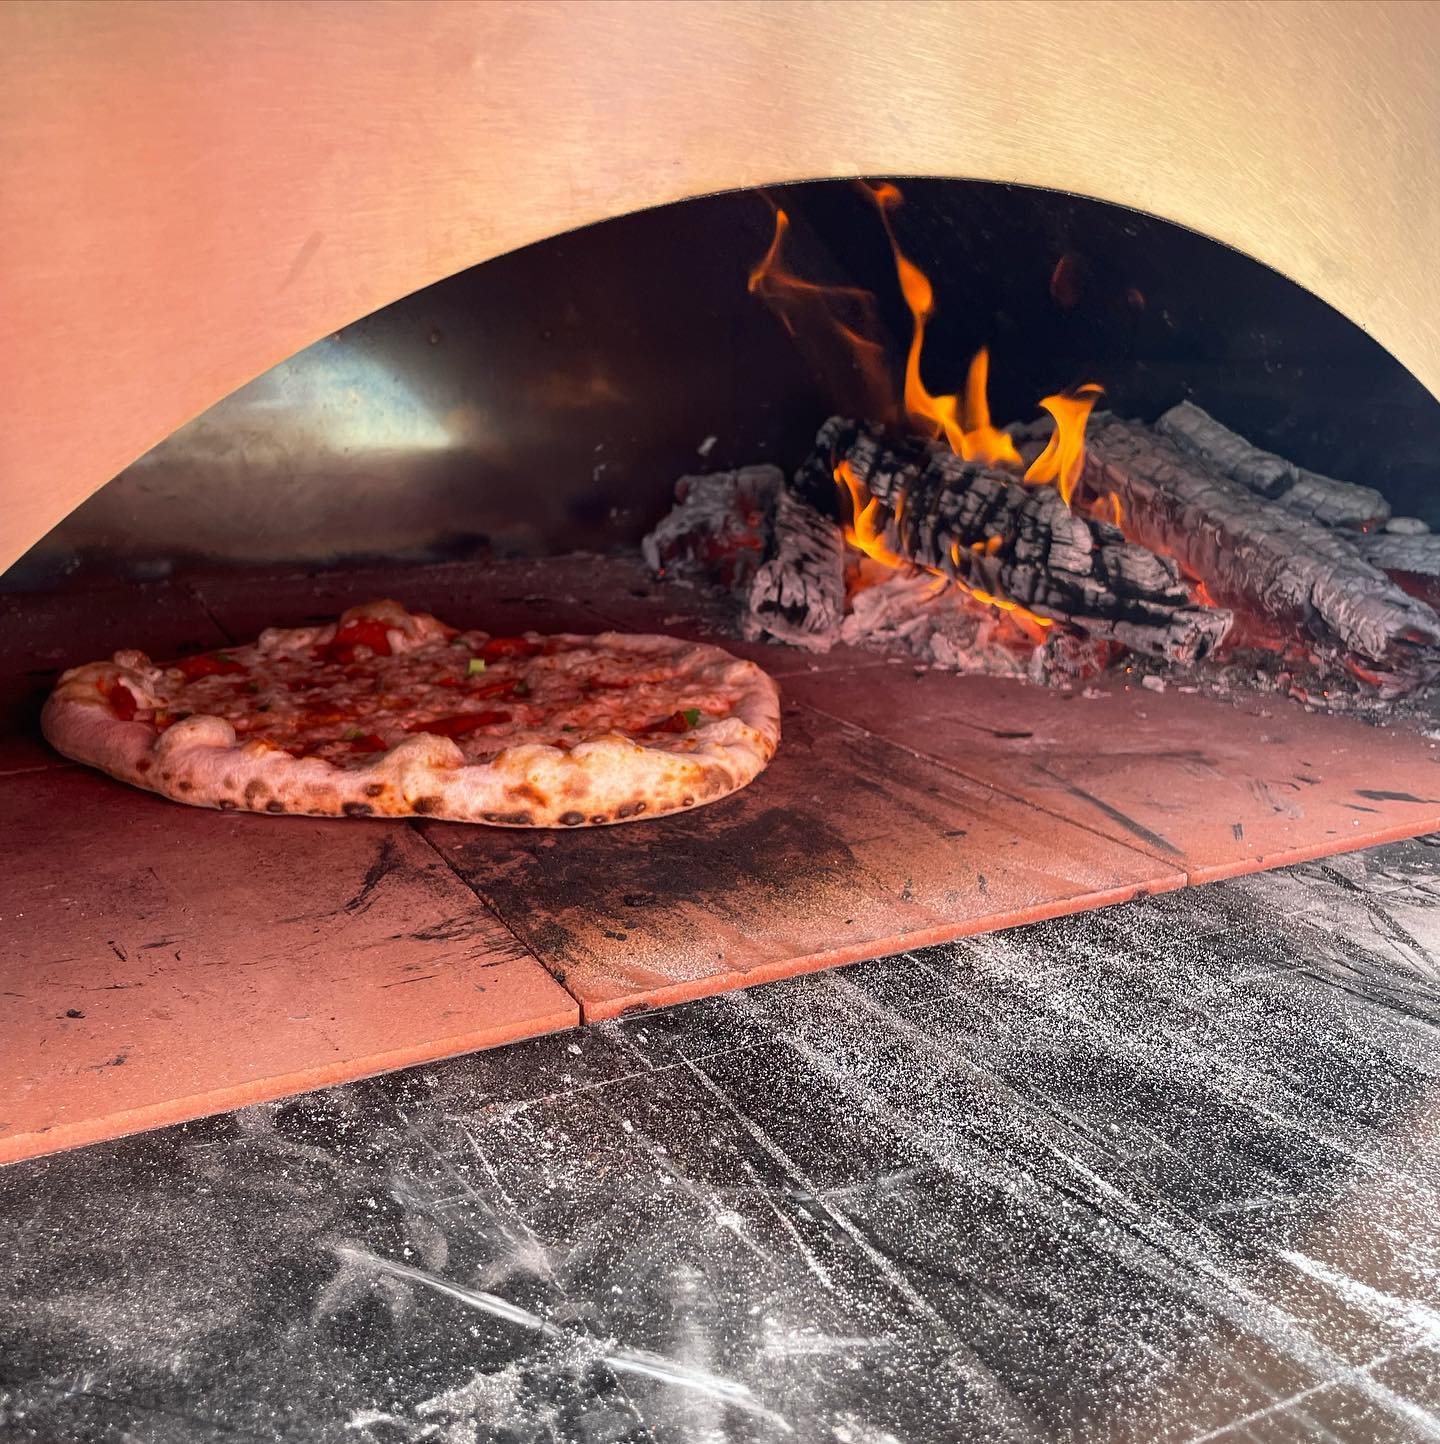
[8, 179, 1438, 589]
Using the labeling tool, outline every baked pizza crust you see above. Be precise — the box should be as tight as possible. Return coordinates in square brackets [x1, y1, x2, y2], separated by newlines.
[40, 601, 781, 826]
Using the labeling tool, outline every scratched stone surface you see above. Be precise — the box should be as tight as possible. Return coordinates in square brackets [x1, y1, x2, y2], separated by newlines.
[1, 835, 1438, 1443]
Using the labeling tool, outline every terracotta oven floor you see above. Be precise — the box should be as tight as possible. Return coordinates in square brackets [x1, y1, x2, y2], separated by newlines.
[3, 555, 1438, 1164]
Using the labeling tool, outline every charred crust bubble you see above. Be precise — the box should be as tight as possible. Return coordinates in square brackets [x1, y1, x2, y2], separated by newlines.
[590, 814, 607, 824]
[682, 796, 696, 807]
[244, 779, 267, 803]
[615, 800, 647, 819]
[559, 811, 585, 826]
[411, 796, 441, 816]
[217, 799, 237, 811]
[177, 781, 193, 792]
[364, 782, 385, 798]
[265, 800, 286, 814]
[342, 802, 374, 817]
[483, 810, 534, 825]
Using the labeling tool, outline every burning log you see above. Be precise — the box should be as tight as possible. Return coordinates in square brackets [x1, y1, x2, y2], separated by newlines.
[795, 417, 1232, 665]
[1086, 417, 1440, 693]
[1156, 400, 1390, 530]
[740, 484, 847, 651]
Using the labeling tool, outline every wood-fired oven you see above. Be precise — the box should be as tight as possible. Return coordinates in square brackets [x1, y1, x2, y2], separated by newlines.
[4, 0, 1440, 1167]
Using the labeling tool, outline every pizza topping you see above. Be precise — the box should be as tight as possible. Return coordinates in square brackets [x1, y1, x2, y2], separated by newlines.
[641, 707, 702, 734]
[478, 636, 545, 662]
[177, 651, 245, 681]
[112, 624, 749, 770]
[314, 617, 394, 664]
[412, 710, 512, 738]
[107, 680, 139, 720]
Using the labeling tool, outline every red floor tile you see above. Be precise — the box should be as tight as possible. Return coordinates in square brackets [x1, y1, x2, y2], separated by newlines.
[782, 668, 1440, 882]
[0, 769, 576, 1164]
[424, 701, 1186, 1019]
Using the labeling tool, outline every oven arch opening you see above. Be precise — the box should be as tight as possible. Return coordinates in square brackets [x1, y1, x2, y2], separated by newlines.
[10, 177, 1439, 589]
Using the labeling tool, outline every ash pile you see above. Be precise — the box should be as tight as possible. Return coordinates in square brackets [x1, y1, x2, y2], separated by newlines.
[643, 401, 1440, 708]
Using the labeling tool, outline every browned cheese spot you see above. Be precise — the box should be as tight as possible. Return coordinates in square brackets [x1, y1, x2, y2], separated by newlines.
[177, 781, 193, 792]
[136, 759, 151, 774]
[342, 802, 374, 817]
[509, 782, 547, 807]
[244, 779, 267, 802]
[411, 796, 442, 816]
[364, 782, 385, 798]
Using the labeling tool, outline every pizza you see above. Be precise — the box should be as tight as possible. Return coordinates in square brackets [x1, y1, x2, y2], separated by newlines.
[40, 600, 781, 826]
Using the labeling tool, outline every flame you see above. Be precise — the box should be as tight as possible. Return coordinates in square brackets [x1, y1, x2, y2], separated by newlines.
[1024, 384, 1105, 506]
[836, 462, 1052, 643]
[835, 461, 907, 568]
[1089, 490, 1124, 527]
[868, 185, 1022, 468]
[748, 205, 894, 421]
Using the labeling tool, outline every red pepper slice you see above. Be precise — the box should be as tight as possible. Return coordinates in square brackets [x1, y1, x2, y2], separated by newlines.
[471, 679, 520, 700]
[641, 710, 691, 734]
[314, 617, 394, 664]
[177, 652, 245, 680]
[107, 680, 138, 720]
[478, 636, 544, 662]
[411, 710, 511, 738]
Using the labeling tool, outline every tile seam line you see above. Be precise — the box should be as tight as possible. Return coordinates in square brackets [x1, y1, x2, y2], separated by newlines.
[405, 818, 587, 1025]
[791, 697, 1197, 887]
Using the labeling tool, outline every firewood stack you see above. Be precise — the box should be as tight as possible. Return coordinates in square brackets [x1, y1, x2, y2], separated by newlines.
[1086, 406, 1440, 695]
[642, 404, 1440, 700]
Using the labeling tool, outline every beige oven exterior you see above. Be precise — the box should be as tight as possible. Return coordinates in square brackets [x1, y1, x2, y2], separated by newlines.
[2, 0, 1438, 579]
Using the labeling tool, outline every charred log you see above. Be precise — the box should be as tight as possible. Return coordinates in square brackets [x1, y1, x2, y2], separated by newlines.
[1157, 400, 1390, 530]
[641, 466, 781, 588]
[1086, 417, 1440, 693]
[796, 418, 1231, 664]
[1355, 528, 1440, 608]
[741, 485, 847, 651]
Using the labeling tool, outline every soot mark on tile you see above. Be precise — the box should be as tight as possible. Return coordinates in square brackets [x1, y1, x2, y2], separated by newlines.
[344, 836, 405, 915]
[456, 805, 860, 971]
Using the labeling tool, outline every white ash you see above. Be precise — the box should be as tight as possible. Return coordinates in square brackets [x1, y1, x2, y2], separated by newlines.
[1386, 516, 1430, 535]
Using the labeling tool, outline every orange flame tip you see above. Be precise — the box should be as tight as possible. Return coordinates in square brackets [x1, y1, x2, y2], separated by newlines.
[1025, 383, 1104, 506]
